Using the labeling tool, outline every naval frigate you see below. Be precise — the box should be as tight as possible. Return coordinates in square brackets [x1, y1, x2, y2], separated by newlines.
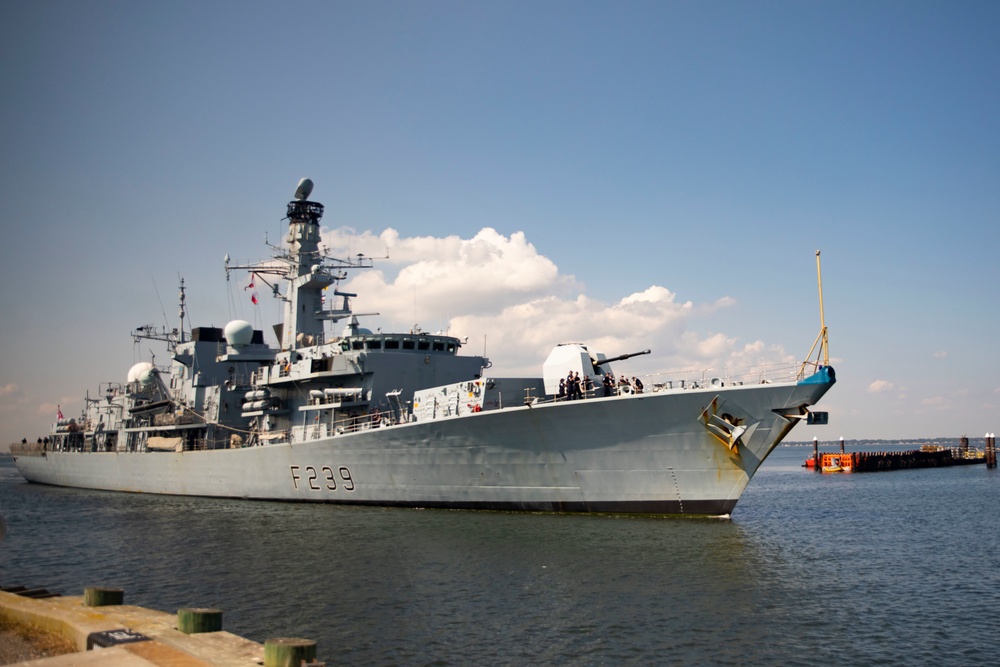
[11, 179, 835, 516]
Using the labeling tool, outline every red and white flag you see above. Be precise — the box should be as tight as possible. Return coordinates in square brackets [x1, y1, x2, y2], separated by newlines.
[247, 273, 260, 304]
[57, 405, 64, 420]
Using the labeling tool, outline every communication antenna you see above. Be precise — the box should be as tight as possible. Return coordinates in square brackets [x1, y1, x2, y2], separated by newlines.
[799, 250, 830, 378]
[152, 279, 169, 333]
[177, 276, 187, 344]
[816, 250, 829, 366]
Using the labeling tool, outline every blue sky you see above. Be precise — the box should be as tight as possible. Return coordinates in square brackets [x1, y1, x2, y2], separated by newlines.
[2, 0, 999, 447]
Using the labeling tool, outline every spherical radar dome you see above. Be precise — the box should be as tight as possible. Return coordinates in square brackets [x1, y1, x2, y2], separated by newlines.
[127, 362, 155, 386]
[224, 319, 254, 347]
[341, 324, 373, 337]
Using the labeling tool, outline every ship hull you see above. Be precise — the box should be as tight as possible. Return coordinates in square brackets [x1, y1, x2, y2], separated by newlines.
[13, 379, 830, 516]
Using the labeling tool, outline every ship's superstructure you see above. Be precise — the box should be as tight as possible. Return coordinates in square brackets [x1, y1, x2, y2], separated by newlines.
[11, 180, 835, 516]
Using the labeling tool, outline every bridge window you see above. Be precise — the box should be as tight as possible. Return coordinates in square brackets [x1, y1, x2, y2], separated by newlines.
[384, 339, 400, 349]
[311, 358, 333, 373]
[418, 340, 430, 351]
[402, 340, 415, 350]
[365, 340, 382, 350]
[432, 341, 444, 352]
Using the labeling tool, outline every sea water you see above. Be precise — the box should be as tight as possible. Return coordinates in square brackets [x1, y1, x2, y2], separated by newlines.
[1, 448, 998, 666]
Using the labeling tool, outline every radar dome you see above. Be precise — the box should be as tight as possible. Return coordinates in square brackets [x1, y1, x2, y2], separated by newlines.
[127, 362, 156, 386]
[341, 324, 373, 337]
[224, 320, 254, 347]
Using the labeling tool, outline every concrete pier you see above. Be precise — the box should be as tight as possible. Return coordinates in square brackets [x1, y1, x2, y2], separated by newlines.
[0, 588, 278, 666]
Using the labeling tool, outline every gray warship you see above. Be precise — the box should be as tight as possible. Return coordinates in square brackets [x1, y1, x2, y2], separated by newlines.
[11, 180, 835, 516]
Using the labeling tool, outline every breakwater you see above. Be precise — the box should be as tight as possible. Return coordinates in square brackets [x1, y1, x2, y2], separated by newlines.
[805, 445, 985, 473]
[850, 448, 982, 472]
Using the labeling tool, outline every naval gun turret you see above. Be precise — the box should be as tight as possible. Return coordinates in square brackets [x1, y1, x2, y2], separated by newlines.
[592, 349, 650, 370]
[542, 344, 651, 396]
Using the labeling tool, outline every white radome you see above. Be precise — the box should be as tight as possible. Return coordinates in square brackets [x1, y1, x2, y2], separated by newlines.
[224, 320, 254, 347]
[127, 362, 155, 386]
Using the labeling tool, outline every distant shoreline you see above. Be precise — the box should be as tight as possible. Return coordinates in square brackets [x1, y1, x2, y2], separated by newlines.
[784, 436, 982, 446]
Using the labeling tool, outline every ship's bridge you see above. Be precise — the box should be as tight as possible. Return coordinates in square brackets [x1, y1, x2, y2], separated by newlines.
[338, 333, 461, 355]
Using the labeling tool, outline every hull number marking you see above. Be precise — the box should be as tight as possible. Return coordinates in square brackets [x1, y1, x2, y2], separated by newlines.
[290, 465, 355, 492]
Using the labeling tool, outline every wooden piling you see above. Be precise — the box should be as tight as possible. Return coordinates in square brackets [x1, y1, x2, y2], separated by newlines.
[839, 436, 845, 455]
[813, 437, 820, 472]
[84, 587, 124, 607]
[177, 608, 223, 634]
[264, 637, 317, 667]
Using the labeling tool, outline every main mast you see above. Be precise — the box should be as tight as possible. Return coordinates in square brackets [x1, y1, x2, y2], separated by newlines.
[282, 179, 333, 350]
[226, 179, 375, 351]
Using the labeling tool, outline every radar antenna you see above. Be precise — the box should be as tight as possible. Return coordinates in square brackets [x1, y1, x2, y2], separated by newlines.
[293, 177, 314, 201]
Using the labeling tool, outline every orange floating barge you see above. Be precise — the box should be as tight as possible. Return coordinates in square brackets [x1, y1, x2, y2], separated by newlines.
[804, 447, 985, 473]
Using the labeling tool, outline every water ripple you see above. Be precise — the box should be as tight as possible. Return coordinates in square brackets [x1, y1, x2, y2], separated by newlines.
[2, 450, 998, 665]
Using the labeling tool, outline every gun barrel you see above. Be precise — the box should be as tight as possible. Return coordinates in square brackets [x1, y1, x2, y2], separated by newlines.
[595, 349, 651, 366]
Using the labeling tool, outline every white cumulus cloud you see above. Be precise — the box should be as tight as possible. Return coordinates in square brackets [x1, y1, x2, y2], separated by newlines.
[319, 226, 795, 376]
[0, 383, 26, 414]
[322, 227, 576, 319]
[868, 380, 895, 393]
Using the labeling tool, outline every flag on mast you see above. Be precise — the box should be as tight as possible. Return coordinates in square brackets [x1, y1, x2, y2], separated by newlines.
[247, 272, 259, 304]
[57, 405, 64, 420]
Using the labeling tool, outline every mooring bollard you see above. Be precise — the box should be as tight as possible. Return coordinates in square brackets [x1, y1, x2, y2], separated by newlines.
[264, 637, 318, 667]
[84, 587, 124, 607]
[177, 608, 223, 634]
